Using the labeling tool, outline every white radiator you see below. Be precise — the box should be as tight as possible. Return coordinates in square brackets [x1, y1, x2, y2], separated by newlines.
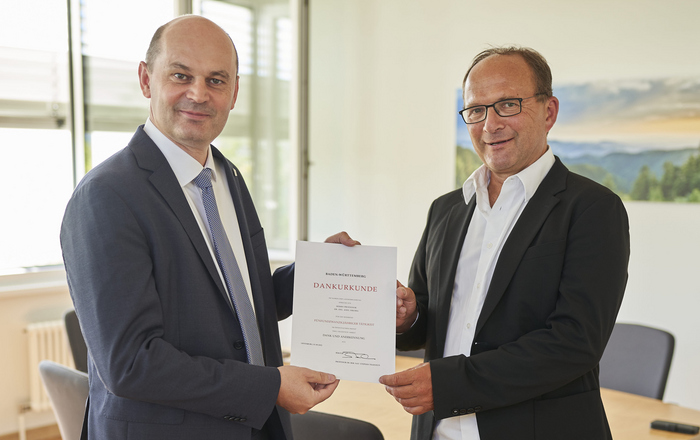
[25, 319, 75, 412]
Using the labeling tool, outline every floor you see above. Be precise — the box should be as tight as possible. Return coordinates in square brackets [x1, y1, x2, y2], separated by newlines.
[0, 425, 61, 440]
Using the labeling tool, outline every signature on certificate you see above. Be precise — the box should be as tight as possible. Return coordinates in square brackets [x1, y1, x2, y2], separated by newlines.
[337, 351, 376, 360]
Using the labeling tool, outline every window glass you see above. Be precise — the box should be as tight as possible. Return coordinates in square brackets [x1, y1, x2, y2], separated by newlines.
[203, 0, 296, 255]
[81, 0, 175, 168]
[0, 0, 72, 273]
[0, 129, 74, 271]
[0, 0, 297, 274]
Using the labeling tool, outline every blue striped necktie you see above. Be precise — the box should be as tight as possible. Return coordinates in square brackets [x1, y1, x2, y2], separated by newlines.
[193, 168, 264, 365]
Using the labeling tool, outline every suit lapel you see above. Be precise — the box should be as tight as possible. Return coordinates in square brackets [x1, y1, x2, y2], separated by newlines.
[434, 195, 476, 356]
[129, 127, 229, 303]
[475, 159, 568, 335]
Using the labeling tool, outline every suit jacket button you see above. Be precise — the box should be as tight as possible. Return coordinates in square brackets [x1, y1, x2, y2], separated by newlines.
[466, 407, 475, 414]
[240, 418, 247, 422]
[459, 409, 467, 415]
[474, 406, 482, 412]
[451, 409, 459, 415]
[234, 340, 244, 350]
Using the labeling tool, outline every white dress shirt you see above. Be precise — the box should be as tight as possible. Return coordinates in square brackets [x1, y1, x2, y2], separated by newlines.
[434, 147, 555, 440]
[144, 119, 256, 316]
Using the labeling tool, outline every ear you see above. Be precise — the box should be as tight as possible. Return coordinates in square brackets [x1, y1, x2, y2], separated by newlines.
[230, 75, 240, 110]
[544, 96, 559, 132]
[138, 61, 152, 99]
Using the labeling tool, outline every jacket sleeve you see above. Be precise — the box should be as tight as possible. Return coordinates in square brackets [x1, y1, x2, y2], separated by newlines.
[273, 263, 295, 321]
[395, 199, 437, 351]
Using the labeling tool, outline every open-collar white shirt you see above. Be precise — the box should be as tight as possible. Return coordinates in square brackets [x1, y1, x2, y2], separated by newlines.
[144, 119, 256, 316]
[435, 147, 555, 440]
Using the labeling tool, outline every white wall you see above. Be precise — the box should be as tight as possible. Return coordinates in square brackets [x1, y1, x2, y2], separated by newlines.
[621, 202, 700, 407]
[0, 281, 72, 435]
[308, 0, 700, 410]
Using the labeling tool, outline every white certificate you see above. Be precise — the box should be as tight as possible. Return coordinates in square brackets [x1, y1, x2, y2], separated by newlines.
[291, 241, 396, 383]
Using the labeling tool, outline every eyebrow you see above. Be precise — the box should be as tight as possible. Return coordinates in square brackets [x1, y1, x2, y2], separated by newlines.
[169, 63, 231, 81]
[210, 70, 231, 80]
[169, 62, 191, 72]
[465, 96, 518, 108]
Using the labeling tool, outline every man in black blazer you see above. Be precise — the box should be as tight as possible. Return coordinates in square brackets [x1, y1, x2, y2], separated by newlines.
[61, 15, 354, 440]
[380, 47, 630, 440]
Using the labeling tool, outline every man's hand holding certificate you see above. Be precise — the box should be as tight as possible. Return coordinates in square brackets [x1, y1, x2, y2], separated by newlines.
[291, 240, 397, 383]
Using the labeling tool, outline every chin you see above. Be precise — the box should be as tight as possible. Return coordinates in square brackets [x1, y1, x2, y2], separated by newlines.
[174, 128, 211, 143]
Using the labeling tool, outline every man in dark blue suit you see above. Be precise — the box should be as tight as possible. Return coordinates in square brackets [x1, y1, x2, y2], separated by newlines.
[61, 15, 355, 440]
[380, 47, 630, 440]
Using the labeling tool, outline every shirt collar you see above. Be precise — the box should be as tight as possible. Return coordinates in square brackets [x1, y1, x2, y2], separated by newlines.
[144, 118, 218, 187]
[462, 146, 555, 205]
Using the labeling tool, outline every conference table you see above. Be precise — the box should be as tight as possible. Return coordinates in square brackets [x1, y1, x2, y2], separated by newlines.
[313, 356, 700, 440]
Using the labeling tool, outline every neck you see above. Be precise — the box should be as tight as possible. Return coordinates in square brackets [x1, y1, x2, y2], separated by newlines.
[175, 142, 209, 166]
[487, 179, 502, 207]
[148, 116, 210, 166]
[487, 168, 509, 207]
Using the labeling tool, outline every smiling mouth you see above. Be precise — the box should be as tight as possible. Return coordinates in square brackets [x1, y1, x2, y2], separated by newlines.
[178, 108, 212, 120]
[487, 138, 513, 147]
[182, 111, 209, 117]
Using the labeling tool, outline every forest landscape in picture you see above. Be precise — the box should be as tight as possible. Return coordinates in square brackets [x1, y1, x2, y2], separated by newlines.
[455, 77, 700, 203]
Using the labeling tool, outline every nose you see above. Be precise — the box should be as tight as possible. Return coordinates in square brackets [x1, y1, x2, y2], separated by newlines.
[482, 106, 505, 133]
[186, 78, 209, 103]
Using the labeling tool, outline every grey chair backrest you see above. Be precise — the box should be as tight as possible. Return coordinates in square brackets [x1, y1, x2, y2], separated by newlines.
[599, 322, 675, 400]
[396, 348, 425, 359]
[290, 410, 384, 440]
[39, 360, 89, 440]
[64, 309, 88, 373]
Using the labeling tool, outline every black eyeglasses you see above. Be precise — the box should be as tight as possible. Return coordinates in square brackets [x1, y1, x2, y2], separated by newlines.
[459, 93, 546, 124]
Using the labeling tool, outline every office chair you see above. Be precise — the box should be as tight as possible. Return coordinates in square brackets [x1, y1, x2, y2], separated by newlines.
[396, 348, 425, 359]
[64, 309, 88, 373]
[290, 410, 384, 440]
[599, 322, 675, 400]
[39, 360, 89, 440]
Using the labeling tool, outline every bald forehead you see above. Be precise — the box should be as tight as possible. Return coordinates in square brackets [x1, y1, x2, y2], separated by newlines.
[165, 15, 228, 39]
[466, 55, 536, 95]
[162, 16, 234, 54]
[463, 54, 540, 108]
[470, 54, 532, 81]
[149, 16, 238, 75]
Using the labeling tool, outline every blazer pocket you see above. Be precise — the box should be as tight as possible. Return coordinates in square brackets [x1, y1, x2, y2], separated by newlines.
[521, 239, 566, 261]
[102, 393, 185, 425]
[533, 389, 609, 440]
